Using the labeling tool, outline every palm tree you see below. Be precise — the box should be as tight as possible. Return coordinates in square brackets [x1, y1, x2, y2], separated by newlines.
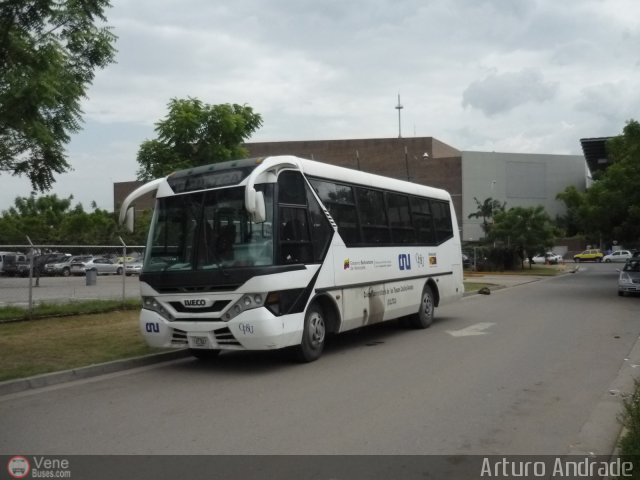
[467, 197, 506, 236]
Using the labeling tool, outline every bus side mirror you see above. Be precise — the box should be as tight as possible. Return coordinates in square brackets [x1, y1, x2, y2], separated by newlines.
[124, 207, 135, 232]
[251, 191, 266, 223]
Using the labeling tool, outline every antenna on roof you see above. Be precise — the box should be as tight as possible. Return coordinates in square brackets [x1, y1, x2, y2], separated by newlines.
[395, 93, 403, 138]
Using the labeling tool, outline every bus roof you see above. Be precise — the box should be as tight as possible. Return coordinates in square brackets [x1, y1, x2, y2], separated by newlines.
[288, 156, 452, 202]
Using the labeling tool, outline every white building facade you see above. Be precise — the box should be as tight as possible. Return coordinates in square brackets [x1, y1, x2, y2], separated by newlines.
[461, 151, 589, 242]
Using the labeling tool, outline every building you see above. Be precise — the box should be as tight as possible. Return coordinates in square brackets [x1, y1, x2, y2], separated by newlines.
[114, 136, 589, 242]
[462, 151, 588, 241]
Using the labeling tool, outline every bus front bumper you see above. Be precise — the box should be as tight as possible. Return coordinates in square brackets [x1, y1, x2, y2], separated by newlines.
[139, 308, 304, 351]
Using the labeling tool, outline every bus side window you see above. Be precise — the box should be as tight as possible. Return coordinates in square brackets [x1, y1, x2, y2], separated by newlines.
[411, 197, 436, 245]
[278, 171, 312, 264]
[430, 200, 453, 244]
[356, 188, 390, 244]
[279, 207, 312, 264]
[306, 182, 333, 262]
[309, 179, 359, 246]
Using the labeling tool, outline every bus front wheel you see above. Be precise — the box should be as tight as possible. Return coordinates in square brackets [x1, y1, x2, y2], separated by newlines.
[295, 303, 326, 363]
[410, 285, 435, 329]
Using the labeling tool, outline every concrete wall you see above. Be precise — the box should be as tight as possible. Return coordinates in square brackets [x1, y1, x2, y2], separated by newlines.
[461, 151, 588, 241]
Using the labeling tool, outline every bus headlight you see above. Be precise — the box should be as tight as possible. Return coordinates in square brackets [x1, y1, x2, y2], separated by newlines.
[142, 296, 174, 321]
[264, 289, 305, 316]
[223, 293, 267, 322]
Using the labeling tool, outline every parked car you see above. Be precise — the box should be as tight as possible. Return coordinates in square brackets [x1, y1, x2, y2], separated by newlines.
[603, 250, 633, 263]
[0, 251, 16, 275]
[125, 260, 143, 276]
[37, 253, 71, 275]
[529, 252, 562, 265]
[618, 259, 640, 296]
[45, 255, 92, 277]
[70, 257, 124, 276]
[2, 253, 28, 276]
[573, 249, 604, 263]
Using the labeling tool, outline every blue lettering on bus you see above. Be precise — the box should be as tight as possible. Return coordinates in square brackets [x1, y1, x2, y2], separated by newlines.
[145, 322, 160, 333]
[399, 254, 411, 270]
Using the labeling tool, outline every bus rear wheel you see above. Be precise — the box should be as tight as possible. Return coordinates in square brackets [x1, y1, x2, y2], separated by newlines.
[409, 285, 435, 329]
[295, 303, 326, 363]
[189, 349, 221, 361]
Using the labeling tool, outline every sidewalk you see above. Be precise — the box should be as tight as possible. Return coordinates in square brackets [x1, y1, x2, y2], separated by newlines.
[464, 266, 576, 293]
[466, 273, 546, 289]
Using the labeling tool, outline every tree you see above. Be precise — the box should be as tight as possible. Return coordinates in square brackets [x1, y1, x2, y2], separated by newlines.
[489, 206, 557, 268]
[467, 197, 506, 237]
[557, 119, 640, 245]
[0, 0, 117, 191]
[136, 98, 263, 181]
[0, 193, 143, 245]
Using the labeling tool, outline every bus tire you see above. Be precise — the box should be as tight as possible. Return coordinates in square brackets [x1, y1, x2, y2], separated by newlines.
[189, 349, 221, 361]
[295, 303, 326, 363]
[410, 285, 435, 329]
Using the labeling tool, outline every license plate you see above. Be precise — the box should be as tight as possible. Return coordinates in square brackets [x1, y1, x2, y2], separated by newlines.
[188, 335, 210, 349]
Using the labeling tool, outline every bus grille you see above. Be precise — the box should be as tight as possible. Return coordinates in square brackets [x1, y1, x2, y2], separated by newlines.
[214, 327, 241, 347]
[169, 300, 231, 313]
[170, 327, 241, 348]
[171, 328, 188, 346]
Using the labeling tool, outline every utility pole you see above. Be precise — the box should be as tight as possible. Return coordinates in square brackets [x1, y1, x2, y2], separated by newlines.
[395, 93, 403, 138]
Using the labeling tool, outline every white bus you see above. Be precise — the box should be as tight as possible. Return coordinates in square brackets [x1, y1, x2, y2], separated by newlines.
[120, 156, 464, 362]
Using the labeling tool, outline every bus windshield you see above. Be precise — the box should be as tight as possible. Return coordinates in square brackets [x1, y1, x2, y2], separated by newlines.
[144, 185, 274, 273]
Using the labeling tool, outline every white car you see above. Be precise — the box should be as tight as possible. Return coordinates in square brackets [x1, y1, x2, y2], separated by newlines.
[70, 257, 124, 276]
[530, 252, 562, 265]
[125, 261, 143, 276]
[603, 250, 632, 263]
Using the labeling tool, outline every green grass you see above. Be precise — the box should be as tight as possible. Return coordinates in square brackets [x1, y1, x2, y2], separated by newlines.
[619, 380, 640, 478]
[467, 264, 571, 276]
[0, 298, 142, 322]
[515, 264, 572, 276]
[0, 308, 166, 382]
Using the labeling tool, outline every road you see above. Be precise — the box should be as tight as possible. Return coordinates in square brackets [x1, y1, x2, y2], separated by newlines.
[1, 263, 639, 455]
[0, 274, 140, 306]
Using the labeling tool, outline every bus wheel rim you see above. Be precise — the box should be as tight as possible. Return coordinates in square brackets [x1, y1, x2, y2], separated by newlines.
[308, 311, 325, 347]
[422, 292, 433, 318]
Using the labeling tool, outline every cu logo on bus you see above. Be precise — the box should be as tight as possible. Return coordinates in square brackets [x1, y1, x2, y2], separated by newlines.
[145, 322, 160, 333]
[399, 254, 411, 270]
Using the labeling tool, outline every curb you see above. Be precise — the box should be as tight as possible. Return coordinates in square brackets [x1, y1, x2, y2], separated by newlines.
[0, 349, 191, 397]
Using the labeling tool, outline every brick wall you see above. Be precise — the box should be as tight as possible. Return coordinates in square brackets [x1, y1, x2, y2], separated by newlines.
[246, 137, 463, 227]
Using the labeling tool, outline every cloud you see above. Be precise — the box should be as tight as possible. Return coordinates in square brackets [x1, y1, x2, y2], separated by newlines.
[461, 69, 557, 116]
[3, 0, 640, 212]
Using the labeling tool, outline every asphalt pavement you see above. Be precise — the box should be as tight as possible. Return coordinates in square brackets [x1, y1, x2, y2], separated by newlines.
[0, 274, 141, 307]
[2, 263, 637, 456]
[0, 269, 564, 396]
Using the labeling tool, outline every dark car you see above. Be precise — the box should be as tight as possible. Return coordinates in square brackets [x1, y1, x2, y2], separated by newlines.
[618, 259, 640, 296]
[37, 253, 71, 276]
[2, 253, 28, 276]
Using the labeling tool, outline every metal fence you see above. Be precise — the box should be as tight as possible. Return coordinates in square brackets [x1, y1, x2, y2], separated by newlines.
[0, 237, 145, 315]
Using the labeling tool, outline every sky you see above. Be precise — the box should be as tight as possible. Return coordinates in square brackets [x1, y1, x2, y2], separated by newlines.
[2, 0, 639, 212]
